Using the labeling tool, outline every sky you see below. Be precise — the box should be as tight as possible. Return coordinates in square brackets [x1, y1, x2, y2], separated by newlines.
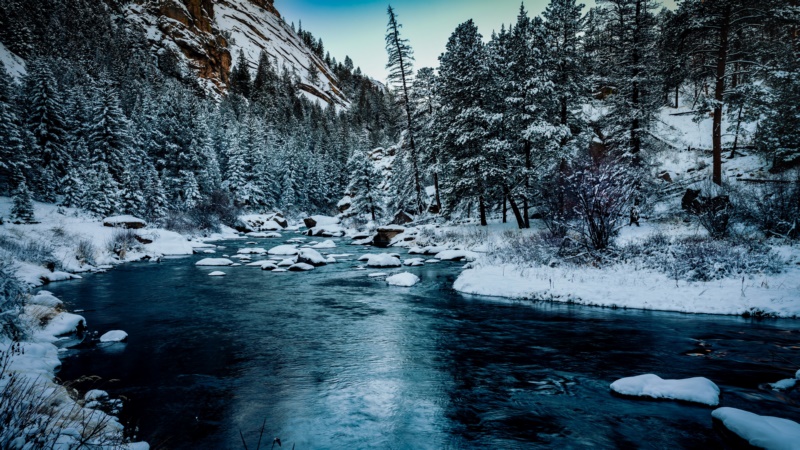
[277, 0, 677, 83]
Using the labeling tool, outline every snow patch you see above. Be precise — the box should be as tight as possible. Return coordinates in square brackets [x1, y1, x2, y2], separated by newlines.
[712, 407, 800, 449]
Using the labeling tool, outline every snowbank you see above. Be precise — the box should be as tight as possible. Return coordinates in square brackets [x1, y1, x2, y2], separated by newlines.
[434, 250, 479, 262]
[386, 272, 420, 287]
[610, 374, 719, 405]
[454, 263, 800, 317]
[712, 407, 800, 449]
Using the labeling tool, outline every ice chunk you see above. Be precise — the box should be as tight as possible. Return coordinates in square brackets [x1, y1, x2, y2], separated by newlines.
[610, 374, 719, 405]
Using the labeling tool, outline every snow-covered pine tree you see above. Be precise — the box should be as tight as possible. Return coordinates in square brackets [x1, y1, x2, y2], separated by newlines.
[409, 67, 441, 213]
[0, 62, 26, 195]
[10, 168, 35, 224]
[85, 82, 133, 185]
[385, 5, 423, 214]
[591, 0, 662, 161]
[677, 0, 787, 183]
[82, 161, 119, 217]
[23, 59, 70, 201]
[345, 138, 383, 222]
[436, 20, 491, 226]
[230, 50, 252, 98]
[178, 170, 202, 210]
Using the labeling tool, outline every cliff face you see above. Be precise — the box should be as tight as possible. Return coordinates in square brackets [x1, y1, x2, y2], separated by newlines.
[126, 0, 347, 106]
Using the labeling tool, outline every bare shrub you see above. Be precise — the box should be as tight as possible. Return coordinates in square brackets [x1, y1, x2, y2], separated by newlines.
[570, 161, 636, 250]
[536, 161, 577, 238]
[0, 258, 26, 339]
[105, 229, 142, 258]
[0, 345, 131, 449]
[694, 180, 736, 239]
[75, 239, 97, 266]
[621, 234, 784, 282]
[414, 226, 487, 248]
[489, 231, 561, 267]
[0, 235, 57, 268]
[740, 172, 800, 239]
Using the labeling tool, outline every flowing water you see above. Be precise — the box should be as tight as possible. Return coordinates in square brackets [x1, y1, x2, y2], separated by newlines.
[45, 238, 800, 449]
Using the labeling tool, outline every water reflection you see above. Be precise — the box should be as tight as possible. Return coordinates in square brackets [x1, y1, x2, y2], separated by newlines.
[46, 239, 800, 449]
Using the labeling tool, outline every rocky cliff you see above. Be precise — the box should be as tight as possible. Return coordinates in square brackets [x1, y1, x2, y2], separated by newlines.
[125, 0, 347, 106]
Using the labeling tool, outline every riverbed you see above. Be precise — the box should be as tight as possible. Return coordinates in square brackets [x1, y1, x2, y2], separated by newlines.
[45, 237, 800, 449]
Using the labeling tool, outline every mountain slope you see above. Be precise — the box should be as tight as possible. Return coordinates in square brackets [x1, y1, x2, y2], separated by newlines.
[125, 0, 348, 106]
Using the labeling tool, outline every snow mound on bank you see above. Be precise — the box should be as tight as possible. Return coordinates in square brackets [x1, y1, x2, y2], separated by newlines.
[386, 272, 420, 287]
[712, 407, 800, 449]
[100, 330, 128, 342]
[42, 312, 86, 337]
[195, 258, 234, 266]
[434, 250, 479, 261]
[610, 374, 719, 405]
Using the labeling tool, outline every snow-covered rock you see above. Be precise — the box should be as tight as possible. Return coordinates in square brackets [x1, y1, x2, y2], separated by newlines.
[297, 248, 327, 266]
[288, 263, 315, 272]
[247, 232, 282, 238]
[386, 272, 420, 287]
[304, 215, 340, 228]
[363, 254, 402, 268]
[769, 378, 796, 391]
[237, 247, 268, 255]
[29, 291, 63, 308]
[43, 312, 86, 337]
[610, 374, 720, 405]
[195, 258, 234, 266]
[434, 250, 479, 262]
[712, 407, 800, 449]
[99, 330, 128, 343]
[102, 215, 146, 229]
[277, 258, 296, 267]
[409, 245, 450, 255]
[268, 244, 299, 256]
[368, 272, 388, 278]
[403, 258, 426, 267]
[310, 239, 336, 249]
[208, 271, 226, 276]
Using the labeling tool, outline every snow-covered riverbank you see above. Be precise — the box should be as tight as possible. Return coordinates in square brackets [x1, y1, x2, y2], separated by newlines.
[0, 198, 240, 449]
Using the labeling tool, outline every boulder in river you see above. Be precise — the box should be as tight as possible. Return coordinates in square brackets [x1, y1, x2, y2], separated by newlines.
[373, 226, 405, 248]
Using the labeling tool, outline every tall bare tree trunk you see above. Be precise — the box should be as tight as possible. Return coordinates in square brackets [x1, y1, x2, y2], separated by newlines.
[712, 5, 731, 186]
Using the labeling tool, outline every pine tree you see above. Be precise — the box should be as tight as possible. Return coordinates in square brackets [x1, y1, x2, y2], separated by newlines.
[85, 82, 133, 184]
[385, 5, 423, 214]
[230, 50, 252, 98]
[410, 67, 441, 213]
[23, 59, 70, 200]
[436, 20, 491, 226]
[592, 0, 662, 160]
[345, 141, 383, 222]
[678, 0, 786, 184]
[10, 168, 35, 224]
[0, 62, 26, 195]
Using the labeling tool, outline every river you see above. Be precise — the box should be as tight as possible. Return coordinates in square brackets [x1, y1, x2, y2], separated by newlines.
[44, 237, 800, 449]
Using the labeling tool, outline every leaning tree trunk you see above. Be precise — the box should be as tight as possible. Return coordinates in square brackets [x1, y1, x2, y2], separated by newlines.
[503, 184, 526, 229]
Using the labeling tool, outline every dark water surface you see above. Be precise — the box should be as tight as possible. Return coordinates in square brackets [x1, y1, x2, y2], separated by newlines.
[45, 238, 800, 449]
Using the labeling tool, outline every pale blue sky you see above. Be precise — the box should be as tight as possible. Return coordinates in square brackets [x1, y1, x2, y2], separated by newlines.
[277, 0, 676, 82]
